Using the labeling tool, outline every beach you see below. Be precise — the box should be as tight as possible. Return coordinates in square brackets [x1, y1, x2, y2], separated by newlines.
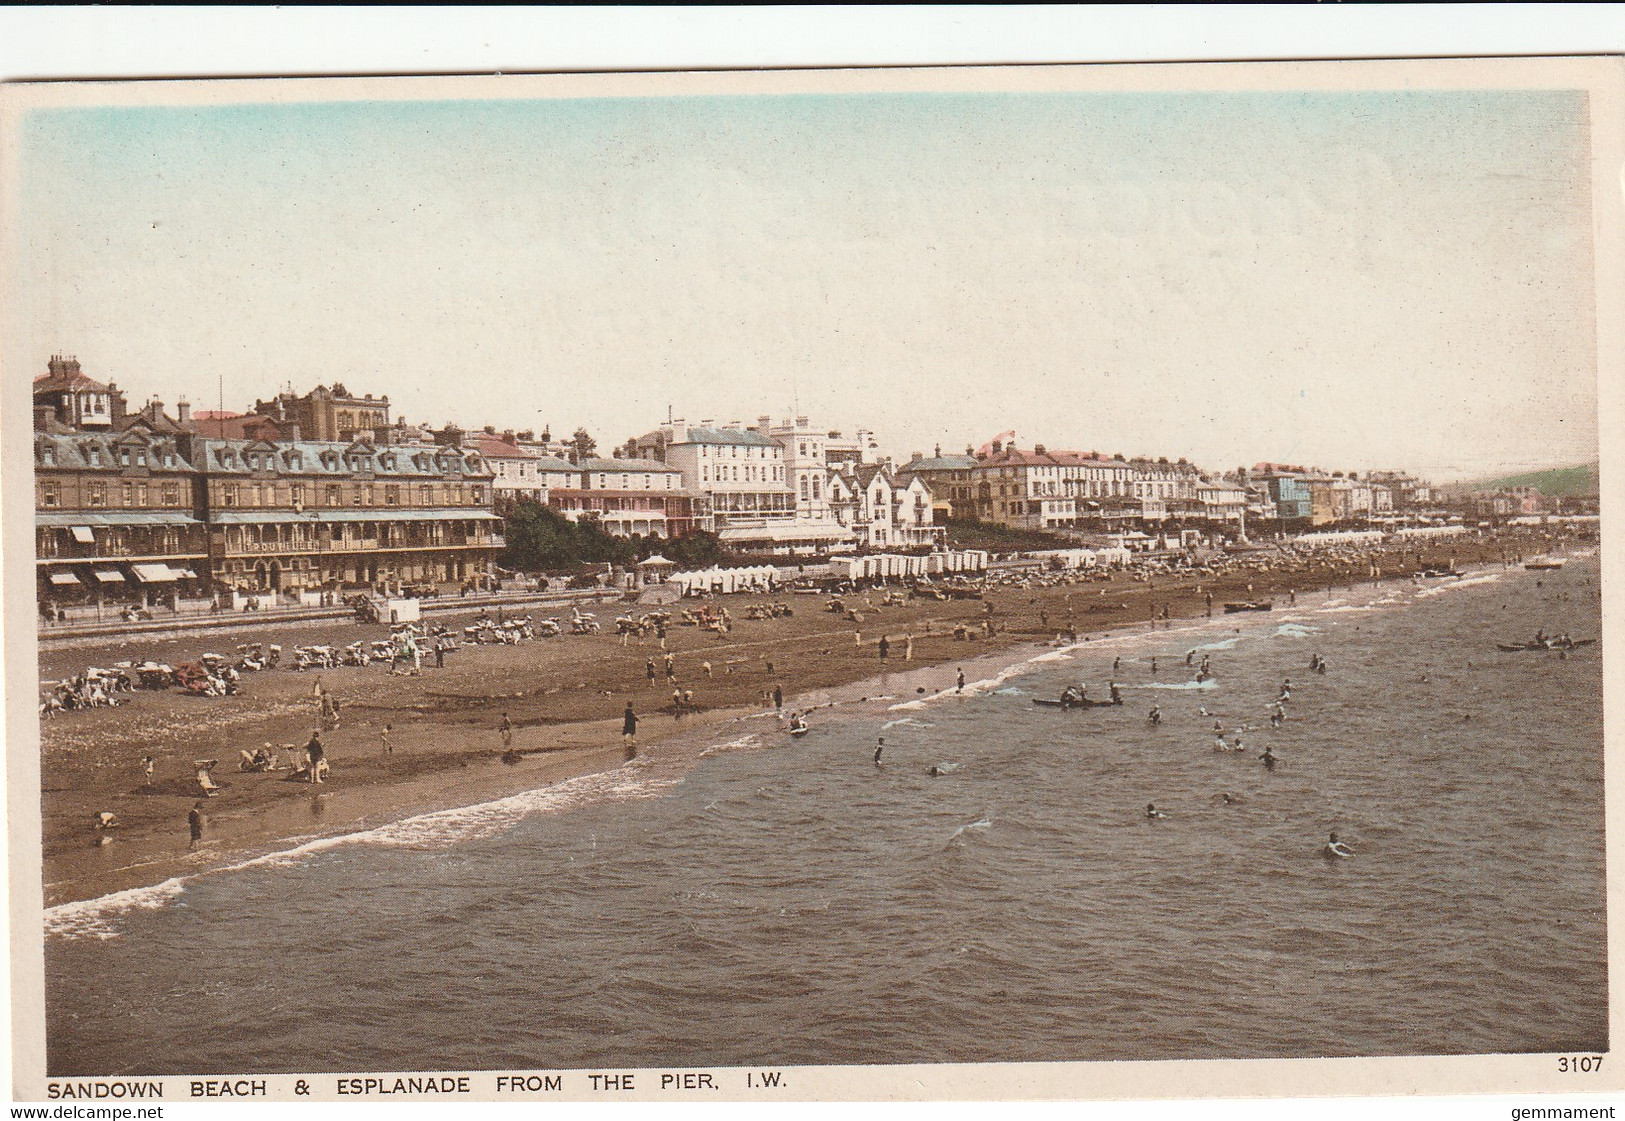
[42, 539, 1604, 1074]
[37, 533, 1556, 908]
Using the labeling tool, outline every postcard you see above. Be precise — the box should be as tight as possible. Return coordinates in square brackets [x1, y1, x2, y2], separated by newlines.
[3, 56, 1620, 1103]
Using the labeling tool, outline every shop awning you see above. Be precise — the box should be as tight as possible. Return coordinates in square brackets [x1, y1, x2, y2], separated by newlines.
[36, 511, 201, 527]
[48, 571, 81, 586]
[131, 563, 180, 582]
[92, 568, 125, 583]
[70, 525, 96, 544]
[717, 522, 854, 544]
[210, 508, 503, 525]
[174, 567, 199, 578]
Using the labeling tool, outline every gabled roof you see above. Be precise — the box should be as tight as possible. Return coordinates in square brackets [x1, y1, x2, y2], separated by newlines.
[905, 455, 977, 471]
[853, 463, 894, 489]
[33, 370, 111, 395]
[579, 456, 681, 473]
[671, 426, 778, 448]
[35, 430, 195, 471]
[468, 432, 534, 459]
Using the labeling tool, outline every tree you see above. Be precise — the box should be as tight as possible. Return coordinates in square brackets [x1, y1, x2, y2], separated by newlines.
[570, 427, 597, 462]
[664, 530, 724, 568]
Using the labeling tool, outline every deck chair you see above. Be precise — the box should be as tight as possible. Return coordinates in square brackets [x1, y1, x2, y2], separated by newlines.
[195, 768, 222, 797]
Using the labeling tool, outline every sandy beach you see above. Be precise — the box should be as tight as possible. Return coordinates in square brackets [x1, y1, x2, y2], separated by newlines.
[37, 534, 1543, 907]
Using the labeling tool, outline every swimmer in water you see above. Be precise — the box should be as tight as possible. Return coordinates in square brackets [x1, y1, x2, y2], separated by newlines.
[1323, 831, 1355, 859]
[1148, 704, 1162, 726]
[874, 736, 885, 765]
[1259, 745, 1276, 771]
[1145, 802, 1167, 819]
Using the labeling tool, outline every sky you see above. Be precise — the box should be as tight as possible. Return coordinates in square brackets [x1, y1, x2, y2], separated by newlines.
[11, 83, 1601, 482]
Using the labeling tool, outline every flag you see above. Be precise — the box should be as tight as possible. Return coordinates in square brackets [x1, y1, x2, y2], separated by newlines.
[976, 430, 1017, 457]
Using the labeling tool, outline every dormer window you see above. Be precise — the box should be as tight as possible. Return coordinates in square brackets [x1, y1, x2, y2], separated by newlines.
[40, 445, 55, 466]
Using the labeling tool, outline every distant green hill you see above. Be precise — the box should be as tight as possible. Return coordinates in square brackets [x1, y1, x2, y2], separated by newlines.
[1470, 463, 1598, 498]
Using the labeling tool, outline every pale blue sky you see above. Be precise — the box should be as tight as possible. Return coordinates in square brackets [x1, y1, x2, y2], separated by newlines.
[14, 88, 1599, 480]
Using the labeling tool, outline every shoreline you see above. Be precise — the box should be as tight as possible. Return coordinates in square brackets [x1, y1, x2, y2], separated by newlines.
[39, 533, 1576, 914]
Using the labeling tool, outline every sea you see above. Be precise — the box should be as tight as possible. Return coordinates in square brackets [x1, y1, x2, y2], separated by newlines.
[44, 556, 1606, 1075]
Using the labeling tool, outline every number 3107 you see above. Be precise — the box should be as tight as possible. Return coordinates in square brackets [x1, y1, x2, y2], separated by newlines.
[1558, 1055, 1604, 1072]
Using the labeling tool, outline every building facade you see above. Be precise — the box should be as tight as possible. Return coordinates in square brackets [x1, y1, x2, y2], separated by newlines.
[196, 437, 500, 592]
[549, 456, 710, 538]
[33, 426, 210, 607]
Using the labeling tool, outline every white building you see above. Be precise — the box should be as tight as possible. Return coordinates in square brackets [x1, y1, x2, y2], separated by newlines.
[633, 419, 830, 550]
[829, 463, 945, 549]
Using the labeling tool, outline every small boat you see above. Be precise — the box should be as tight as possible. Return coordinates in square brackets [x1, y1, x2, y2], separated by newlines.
[1525, 558, 1565, 571]
[1497, 638, 1594, 652]
[1418, 567, 1463, 578]
[1223, 601, 1273, 614]
[1033, 696, 1121, 709]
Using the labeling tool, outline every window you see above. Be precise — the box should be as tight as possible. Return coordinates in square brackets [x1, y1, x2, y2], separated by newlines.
[136, 484, 149, 507]
[162, 483, 179, 506]
[221, 484, 237, 507]
[88, 483, 107, 507]
[40, 446, 55, 466]
[472, 486, 485, 505]
[385, 484, 400, 506]
[420, 485, 433, 506]
[40, 481, 59, 508]
[327, 484, 342, 507]
[121, 483, 134, 506]
[290, 483, 305, 508]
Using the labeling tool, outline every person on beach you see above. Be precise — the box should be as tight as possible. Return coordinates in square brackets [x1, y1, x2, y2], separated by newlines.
[623, 703, 638, 747]
[188, 804, 204, 849]
[1259, 745, 1277, 771]
[1109, 681, 1121, 704]
[1315, 657, 1328, 675]
[702, 661, 712, 678]
[873, 736, 885, 766]
[1148, 704, 1162, 726]
[305, 731, 326, 784]
[773, 685, 783, 710]
[381, 723, 393, 755]
[646, 658, 657, 683]
[499, 713, 513, 750]
[1150, 657, 1158, 674]
[142, 755, 155, 786]
[878, 635, 890, 661]
[1323, 832, 1355, 859]
[957, 669, 966, 693]
[1113, 656, 1121, 672]
[1270, 704, 1285, 729]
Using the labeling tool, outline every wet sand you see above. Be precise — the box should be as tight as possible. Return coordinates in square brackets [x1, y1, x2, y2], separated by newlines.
[37, 535, 1540, 906]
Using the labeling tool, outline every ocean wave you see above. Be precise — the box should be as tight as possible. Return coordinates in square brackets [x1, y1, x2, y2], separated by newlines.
[44, 878, 188, 941]
[881, 717, 937, 731]
[948, 817, 993, 843]
[1415, 573, 1503, 598]
[1274, 623, 1320, 638]
[46, 768, 683, 941]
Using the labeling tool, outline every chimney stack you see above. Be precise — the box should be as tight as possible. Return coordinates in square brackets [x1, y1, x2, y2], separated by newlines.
[176, 398, 191, 425]
[34, 406, 55, 431]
